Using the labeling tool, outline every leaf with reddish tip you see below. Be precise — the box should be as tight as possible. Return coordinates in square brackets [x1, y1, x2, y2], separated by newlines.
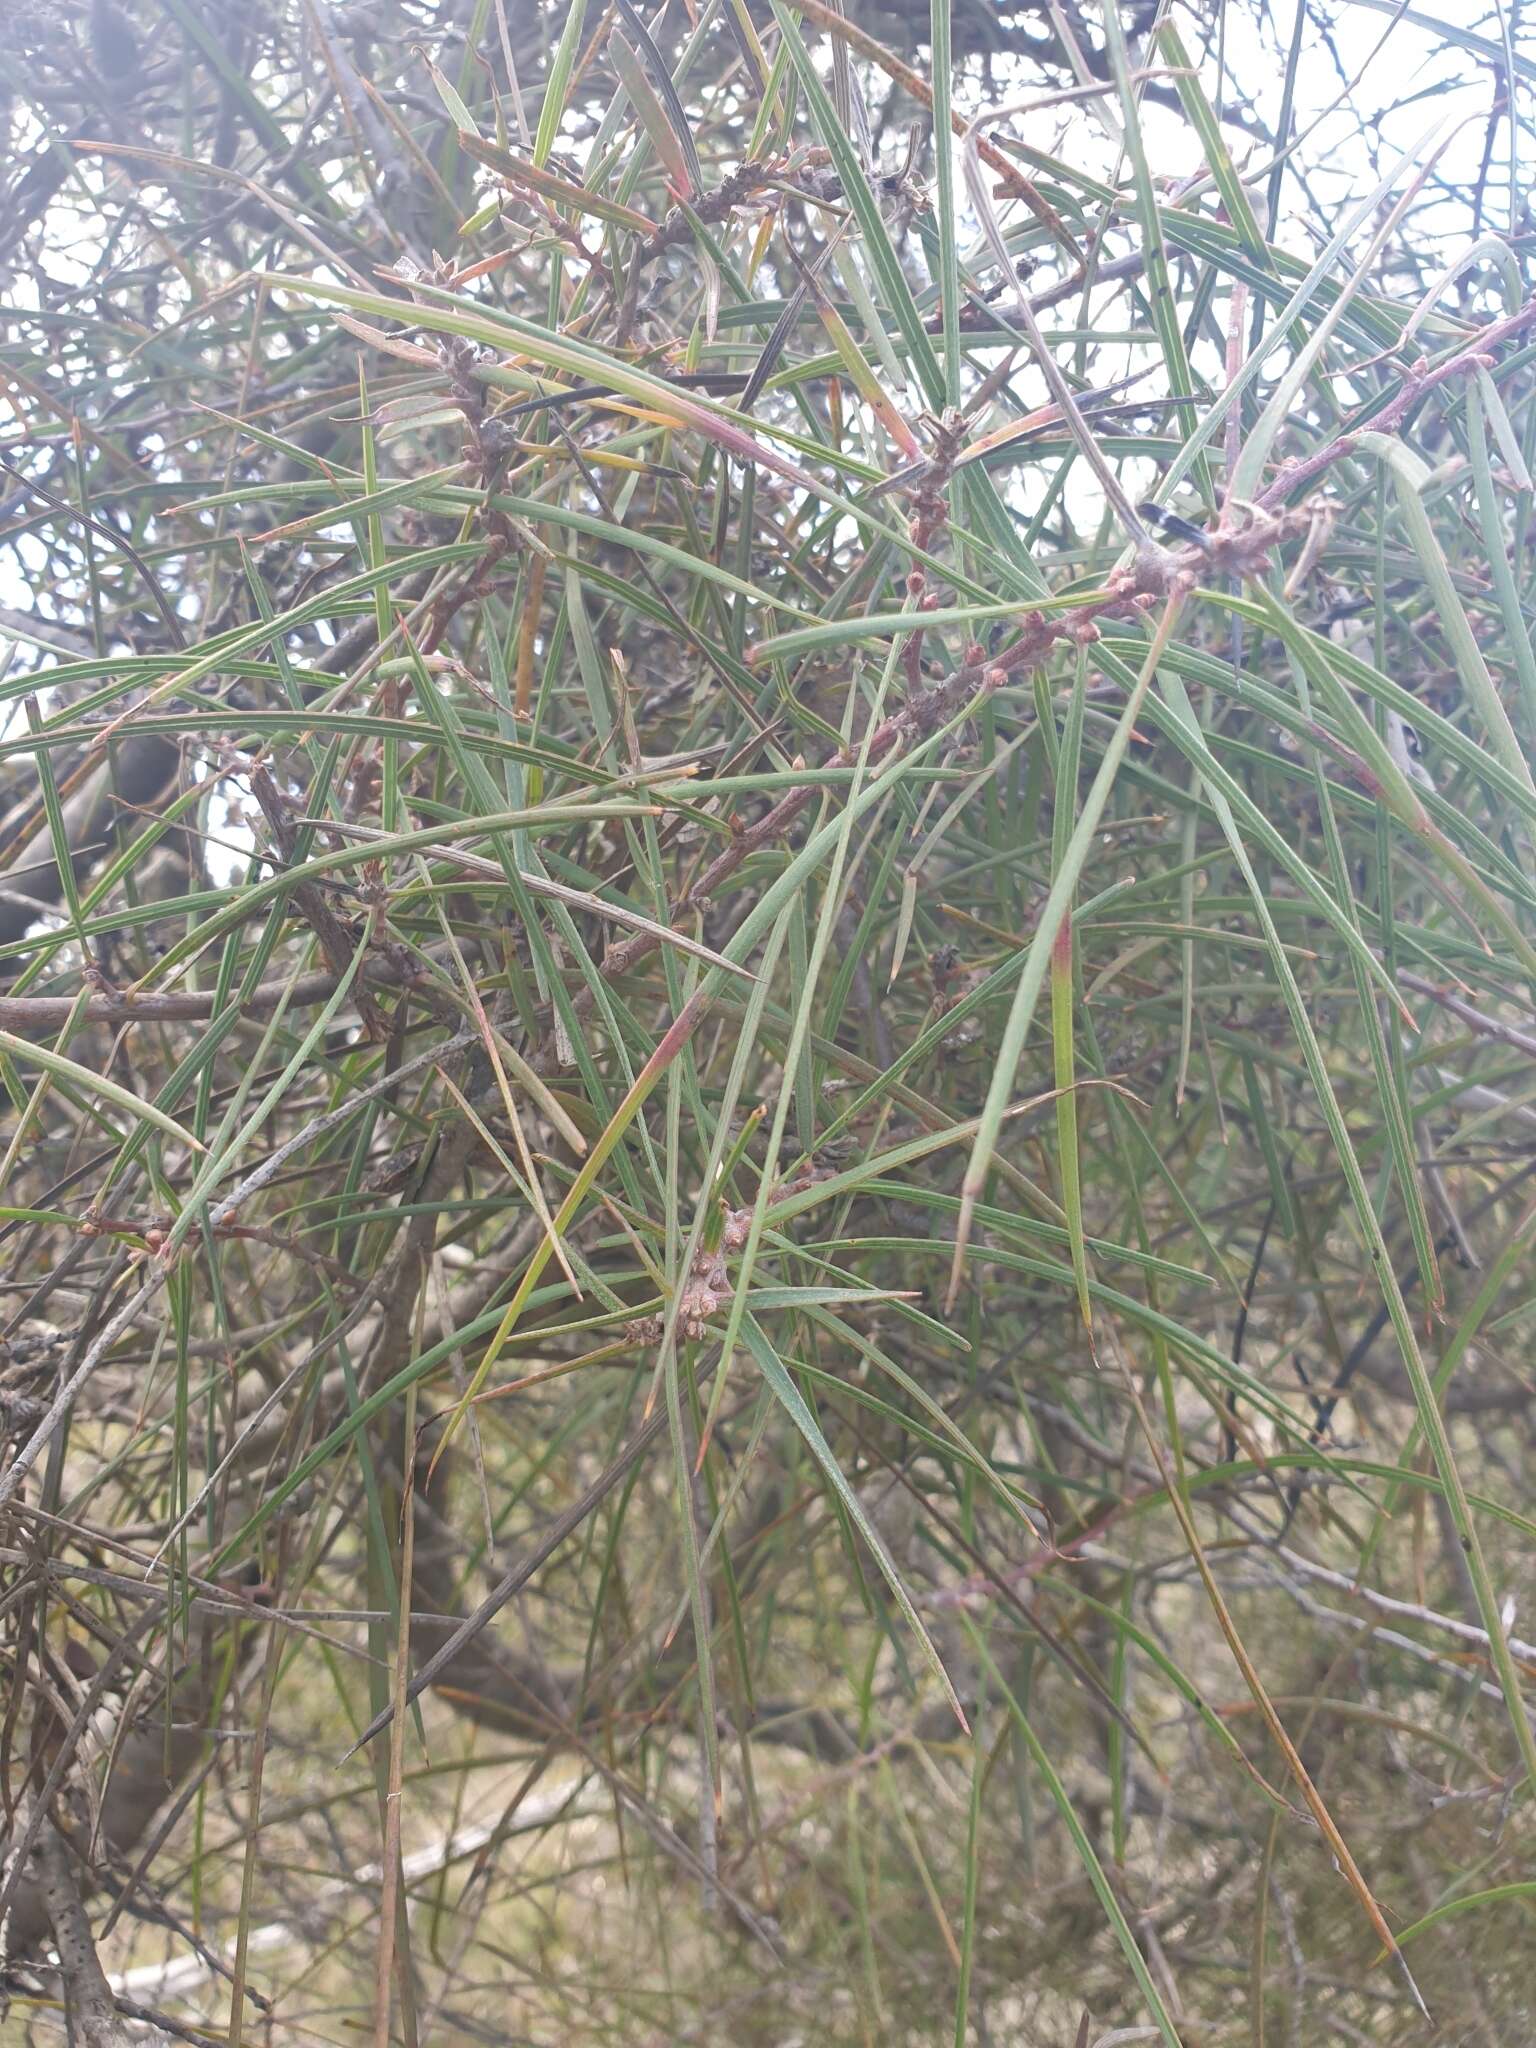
[609, 33, 694, 199]
[457, 132, 657, 233]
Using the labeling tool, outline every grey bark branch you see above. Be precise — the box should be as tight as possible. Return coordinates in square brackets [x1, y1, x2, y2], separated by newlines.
[0, 737, 181, 952]
[32, 1822, 142, 2045]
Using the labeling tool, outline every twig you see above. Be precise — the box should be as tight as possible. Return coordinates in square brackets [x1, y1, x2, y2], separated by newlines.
[1255, 295, 1536, 509]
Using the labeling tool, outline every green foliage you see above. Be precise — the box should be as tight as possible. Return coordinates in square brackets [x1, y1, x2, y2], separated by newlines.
[0, 1, 1534, 2042]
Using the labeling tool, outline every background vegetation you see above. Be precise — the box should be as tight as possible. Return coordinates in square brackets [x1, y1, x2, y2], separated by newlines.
[0, 0, 1534, 2041]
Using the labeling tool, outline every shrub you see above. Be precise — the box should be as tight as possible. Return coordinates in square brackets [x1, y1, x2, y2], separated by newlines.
[1, 2, 1533, 2042]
